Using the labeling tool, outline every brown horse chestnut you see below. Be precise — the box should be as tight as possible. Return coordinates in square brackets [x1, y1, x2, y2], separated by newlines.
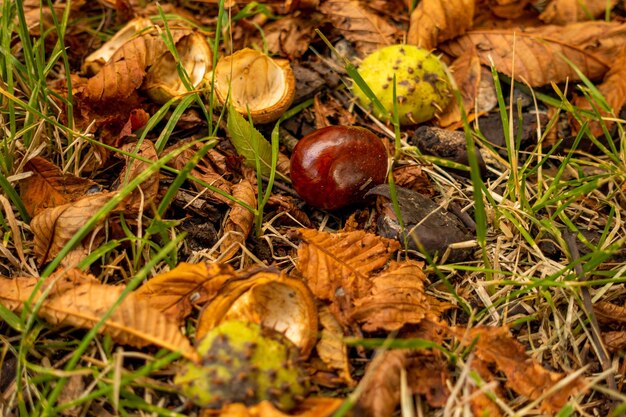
[290, 126, 388, 210]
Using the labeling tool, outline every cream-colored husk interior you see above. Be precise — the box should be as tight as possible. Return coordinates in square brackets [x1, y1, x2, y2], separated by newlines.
[218, 51, 287, 110]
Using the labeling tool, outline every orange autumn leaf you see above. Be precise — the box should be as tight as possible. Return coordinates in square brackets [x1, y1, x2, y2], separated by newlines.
[350, 261, 432, 332]
[468, 358, 505, 417]
[296, 229, 400, 304]
[0, 271, 197, 361]
[540, 0, 617, 25]
[407, 0, 475, 50]
[135, 262, 238, 323]
[442, 22, 626, 86]
[451, 326, 585, 413]
[20, 157, 100, 217]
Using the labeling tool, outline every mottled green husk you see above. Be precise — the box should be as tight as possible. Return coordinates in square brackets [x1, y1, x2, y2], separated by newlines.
[175, 321, 308, 410]
[353, 45, 452, 125]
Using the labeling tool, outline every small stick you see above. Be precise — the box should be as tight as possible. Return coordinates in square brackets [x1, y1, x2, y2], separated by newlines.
[563, 231, 617, 396]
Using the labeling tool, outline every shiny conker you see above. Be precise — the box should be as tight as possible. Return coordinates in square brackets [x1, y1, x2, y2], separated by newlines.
[290, 126, 388, 210]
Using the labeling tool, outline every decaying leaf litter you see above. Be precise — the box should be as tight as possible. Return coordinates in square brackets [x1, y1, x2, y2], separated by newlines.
[2, 0, 626, 416]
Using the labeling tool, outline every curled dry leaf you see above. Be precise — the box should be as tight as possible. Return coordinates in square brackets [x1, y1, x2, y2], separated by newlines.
[266, 195, 312, 228]
[319, 0, 401, 57]
[30, 193, 113, 266]
[196, 271, 318, 357]
[441, 22, 626, 86]
[451, 326, 585, 413]
[206, 398, 342, 417]
[540, 0, 616, 24]
[348, 349, 441, 414]
[571, 43, 626, 138]
[392, 164, 435, 196]
[117, 140, 159, 211]
[220, 179, 256, 261]
[316, 306, 354, 386]
[468, 358, 505, 417]
[407, 0, 475, 50]
[249, 14, 322, 60]
[135, 262, 238, 323]
[20, 157, 100, 218]
[0, 272, 197, 361]
[296, 228, 400, 317]
[354, 349, 407, 417]
[81, 28, 211, 104]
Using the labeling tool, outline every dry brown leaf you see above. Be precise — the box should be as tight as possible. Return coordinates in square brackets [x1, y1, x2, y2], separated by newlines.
[20, 157, 100, 218]
[135, 262, 237, 323]
[407, 0, 475, 50]
[117, 140, 160, 211]
[488, 0, 531, 18]
[296, 228, 400, 309]
[354, 349, 407, 417]
[207, 398, 342, 417]
[196, 270, 318, 356]
[350, 261, 431, 332]
[319, 0, 401, 57]
[594, 300, 626, 324]
[58, 374, 85, 417]
[316, 306, 354, 386]
[602, 330, 626, 352]
[441, 22, 626, 86]
[540, 0, 616, 24]
[571, 43, 626, 138]
[220, 179, 256, 261]
[30, 193, 113, 266]
[249, 14, 322, 60]
[0, 274, 197, 361]
[451, 326, 585, 413]
[165, 140, 233, 204]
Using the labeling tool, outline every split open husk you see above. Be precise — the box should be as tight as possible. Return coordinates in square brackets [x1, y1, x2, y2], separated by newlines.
[213, 48, 296, 123]
[82, 17, 153, 76]
[196, 272, 318, 357]
[143, 31, 213, 103]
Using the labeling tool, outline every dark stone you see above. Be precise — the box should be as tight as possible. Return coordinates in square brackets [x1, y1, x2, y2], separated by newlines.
[411, 126, 486, 178]
[366, 185, 474, 262]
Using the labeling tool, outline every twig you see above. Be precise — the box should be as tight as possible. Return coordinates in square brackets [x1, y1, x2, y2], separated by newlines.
[563, 231, 617, 396]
